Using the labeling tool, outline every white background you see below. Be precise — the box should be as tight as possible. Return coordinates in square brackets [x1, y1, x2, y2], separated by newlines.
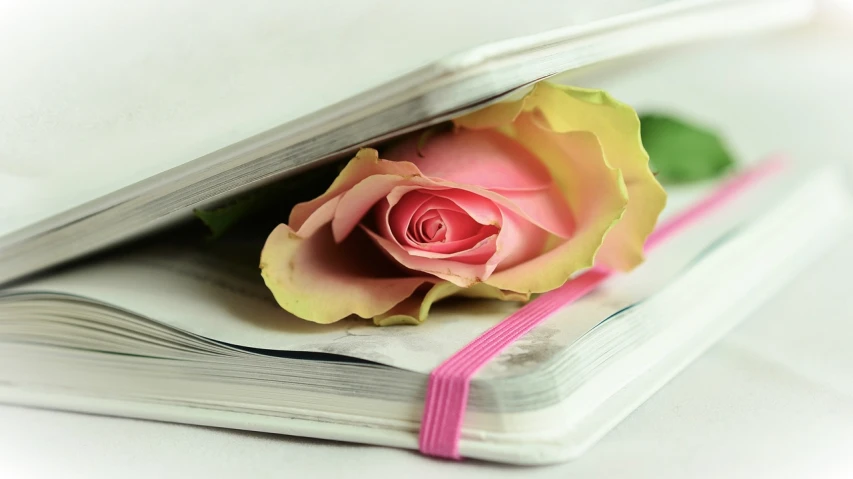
[4, 8, 853, 479]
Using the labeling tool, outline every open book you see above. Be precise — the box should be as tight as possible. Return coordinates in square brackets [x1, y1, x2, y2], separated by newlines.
[0, 0, 812, 284]
[0, 0, 839, 467]
[1, 165, 850, 464]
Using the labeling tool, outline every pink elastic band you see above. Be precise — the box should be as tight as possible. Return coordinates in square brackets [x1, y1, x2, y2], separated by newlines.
[418, 157, 787, 459]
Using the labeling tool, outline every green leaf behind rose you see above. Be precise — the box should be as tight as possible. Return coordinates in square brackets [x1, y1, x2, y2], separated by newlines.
[194, 188, 278, 240]
[194, 162, 342, 239]
[640, 113, 735, 184]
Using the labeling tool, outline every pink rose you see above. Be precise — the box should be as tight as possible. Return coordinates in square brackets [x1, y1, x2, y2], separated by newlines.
[261, 83, 666, 325]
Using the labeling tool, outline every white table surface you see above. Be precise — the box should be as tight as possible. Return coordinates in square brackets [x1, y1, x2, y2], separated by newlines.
[3, 15, 853, 479]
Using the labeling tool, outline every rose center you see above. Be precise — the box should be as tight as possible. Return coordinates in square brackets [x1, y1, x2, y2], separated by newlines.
[420, 215, 446, 241]
[385, 191, 502, 252]
[410, 210, 447, 243]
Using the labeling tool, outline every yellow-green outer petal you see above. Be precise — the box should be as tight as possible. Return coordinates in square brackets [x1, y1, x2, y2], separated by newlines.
[289, 149, 421, 230]
[373, 282, 529, 326]
[483, 125, 627, 292]
[454, 82, 666, 272]
[524, 83, 667, 270]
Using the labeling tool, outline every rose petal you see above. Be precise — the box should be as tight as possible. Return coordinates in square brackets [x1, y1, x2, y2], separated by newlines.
[403, 234, 498, 264]
[419, 214, 444, 241]
[355, 175, 571, 245]
[493, 206, 551, 271]
[375, 197, 498, 260]
[453, 98, 525, 130]
[380, 189, 504, 265]
[337, 173, 572, 282]
[484, 127, 628, 292]
[384, 190, 434, 246]
[525, 83, 665, 270]
[385, 186, 502, 227]
[417, 188, 504, 227]
[388, 146, 574, 238]
[290, 148, 421, 231]
[362, 225, 498, 287]
[332, 174, 419, 243]
[384, 128, 552, 191]
[492, 185, 575, 239]
[436, 209, 483, 242]
[373, 281, 530, 326]
[260, 198, 430, 323]
[396, 191, 482, 246]
[379, 193, 485, 250]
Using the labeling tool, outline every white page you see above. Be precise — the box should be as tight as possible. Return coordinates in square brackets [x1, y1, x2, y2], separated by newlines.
[2, 174, 786, 374]
[0, 0, 734, 237]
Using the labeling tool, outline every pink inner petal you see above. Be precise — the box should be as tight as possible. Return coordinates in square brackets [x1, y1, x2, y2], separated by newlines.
[384, 191, 432, 247]
[410, 196, 464, 223]
[400, 193, 499, 253]
[436, 209, 482, 241]
[383, 129, 553, 191]
[493, 206, 551, 271]
[400, 196, 459, 246]
[386, 189, 498, 248]
[403, 232, 498, 265]
[420, 189, 503, 227]
[332, 174, 412, 243]
[366, 177, 574, 247]
[419, 214, 445, 242]
[373, 188, 504, 273]
[361, 225, 496, 287]
[402, 232, 498, 264]
[380, 211, 500, 261]
[497, 186, 576, 239]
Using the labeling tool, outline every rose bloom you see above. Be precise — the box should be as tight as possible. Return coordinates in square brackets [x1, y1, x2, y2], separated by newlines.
[261, 82, 666, 325]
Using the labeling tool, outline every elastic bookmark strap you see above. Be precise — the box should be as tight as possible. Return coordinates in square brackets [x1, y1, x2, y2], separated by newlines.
[418, 158, 786, 459]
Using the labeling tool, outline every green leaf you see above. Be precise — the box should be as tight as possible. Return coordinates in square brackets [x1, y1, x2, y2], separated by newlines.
[193, 161, 343, 240]
[194, 185, 280, 240]
[640, 113, 736, 184]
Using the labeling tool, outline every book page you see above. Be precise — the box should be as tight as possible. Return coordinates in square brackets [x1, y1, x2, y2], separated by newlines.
[0, 0, 708, 238]
[2, 176, 785, 374]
